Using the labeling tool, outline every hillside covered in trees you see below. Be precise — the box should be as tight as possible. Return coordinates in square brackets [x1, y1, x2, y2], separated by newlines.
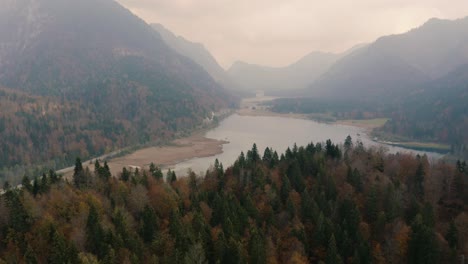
[376, 63, 468, 160]
[0, 138, 466, 263]
[0, 0, 237, 184]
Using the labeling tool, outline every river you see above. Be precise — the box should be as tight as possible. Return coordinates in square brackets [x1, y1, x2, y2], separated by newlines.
[171, 113, 443, 175]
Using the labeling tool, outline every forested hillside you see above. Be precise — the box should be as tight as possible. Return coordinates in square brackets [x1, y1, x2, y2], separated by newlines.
[375, 64, 468, 159]
[0, 139, 466, 263]
[0, 80, 228, 185]
[0, 0, 236, 183]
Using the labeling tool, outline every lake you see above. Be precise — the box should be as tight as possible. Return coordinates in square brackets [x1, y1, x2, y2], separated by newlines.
[171, 114, 443, 175]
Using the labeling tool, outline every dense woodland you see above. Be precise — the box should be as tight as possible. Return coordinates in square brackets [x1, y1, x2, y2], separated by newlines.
[0, 138, 466, 263]
[377, 65, 468, 160]
[0, 77, 232, 185]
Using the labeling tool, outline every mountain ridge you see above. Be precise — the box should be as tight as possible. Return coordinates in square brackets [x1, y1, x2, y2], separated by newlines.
[151, 23, 242, 93]
[307, 16, 468, 100]
[227, 51, 340, 92]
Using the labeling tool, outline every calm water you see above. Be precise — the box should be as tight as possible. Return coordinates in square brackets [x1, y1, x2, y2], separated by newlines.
[172, 114, 443, 175]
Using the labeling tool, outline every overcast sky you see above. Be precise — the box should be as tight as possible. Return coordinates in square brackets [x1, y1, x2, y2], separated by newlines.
[116, 0, 468, 69]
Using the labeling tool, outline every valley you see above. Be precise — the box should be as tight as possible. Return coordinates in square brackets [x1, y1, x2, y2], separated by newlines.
[0, 0, 466, 262]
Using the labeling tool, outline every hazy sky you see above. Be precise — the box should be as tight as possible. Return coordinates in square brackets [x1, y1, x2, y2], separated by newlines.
[116, 0, 468, 69]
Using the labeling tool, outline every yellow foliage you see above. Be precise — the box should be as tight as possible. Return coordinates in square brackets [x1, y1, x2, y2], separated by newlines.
[78, 253, 100, 264]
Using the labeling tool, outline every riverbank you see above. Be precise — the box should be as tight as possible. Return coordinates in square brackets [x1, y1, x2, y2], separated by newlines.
[237, 107, 309, 119]
[376, 140, 450, 154]
[61, 133, 229, 179]
[60, 108, 234, 179]
[107, 133, 228, 176]
[335, 118, 389, 130]
[90, 106, 386, 178]
[238, 103, 388, 131]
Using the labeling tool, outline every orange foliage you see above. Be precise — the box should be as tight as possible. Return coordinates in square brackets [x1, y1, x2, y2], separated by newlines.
[199, 202, 213, 224]
[372, 243, 386, 264]
[394, 222, 410, 260]
[148, 183, 178, 219]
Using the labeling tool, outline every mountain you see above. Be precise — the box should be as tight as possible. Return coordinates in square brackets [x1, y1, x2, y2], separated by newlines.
[309, 17, 468, 100]
[0, 0, 229, 96]
[151, 23, 242, 93]
[0, 0, 235, 173]
[228, 51, 340, 92]
[153, 23, 341, 94]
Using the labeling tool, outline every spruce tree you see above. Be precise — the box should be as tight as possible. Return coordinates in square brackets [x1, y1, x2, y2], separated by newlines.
[326, 234, 342, 264]
[73, 157, 86, 188]
[445, 220, 458, 250]
[141, 205, 158, 243]
[408, 214, 438, 264]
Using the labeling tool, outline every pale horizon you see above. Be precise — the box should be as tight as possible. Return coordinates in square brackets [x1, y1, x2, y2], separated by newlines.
[116, 0, 468, 69]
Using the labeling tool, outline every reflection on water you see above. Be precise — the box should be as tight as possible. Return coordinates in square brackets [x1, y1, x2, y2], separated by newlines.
[172, 114, 443, 175]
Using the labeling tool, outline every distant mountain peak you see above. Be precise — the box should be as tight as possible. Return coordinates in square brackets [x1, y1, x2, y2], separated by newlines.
[423, 16, 468, 26]
[227, 50, 342, 92]
[151, 23, 242, 92]
[152, 23, 207, 51]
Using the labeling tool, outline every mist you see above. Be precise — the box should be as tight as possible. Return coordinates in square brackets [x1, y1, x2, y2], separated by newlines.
[117, 0, 468, 68]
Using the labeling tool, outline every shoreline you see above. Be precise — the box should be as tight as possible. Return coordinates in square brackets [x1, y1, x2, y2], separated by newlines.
[61, 96, 447, 180]
[237, 106, 386, 130]
[106, 134, 228, 176]
[61, 133, 229, 179]
[372, 139, 450, 154]
[237, 102, 448, 155]
[236, 108, 309, 120]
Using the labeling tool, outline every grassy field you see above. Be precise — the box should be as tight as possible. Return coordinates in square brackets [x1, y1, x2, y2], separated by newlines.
[371, 129, 451, 154]
[338, 118, 389, 126]
[386, 141, 451, 153]
[335, 118, 389, 129]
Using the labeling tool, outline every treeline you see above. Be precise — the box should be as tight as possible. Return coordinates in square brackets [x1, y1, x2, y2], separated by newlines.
[0, 138, 466, 263]
[377, 77, 468, 160]
[268, 98, 388, 120]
